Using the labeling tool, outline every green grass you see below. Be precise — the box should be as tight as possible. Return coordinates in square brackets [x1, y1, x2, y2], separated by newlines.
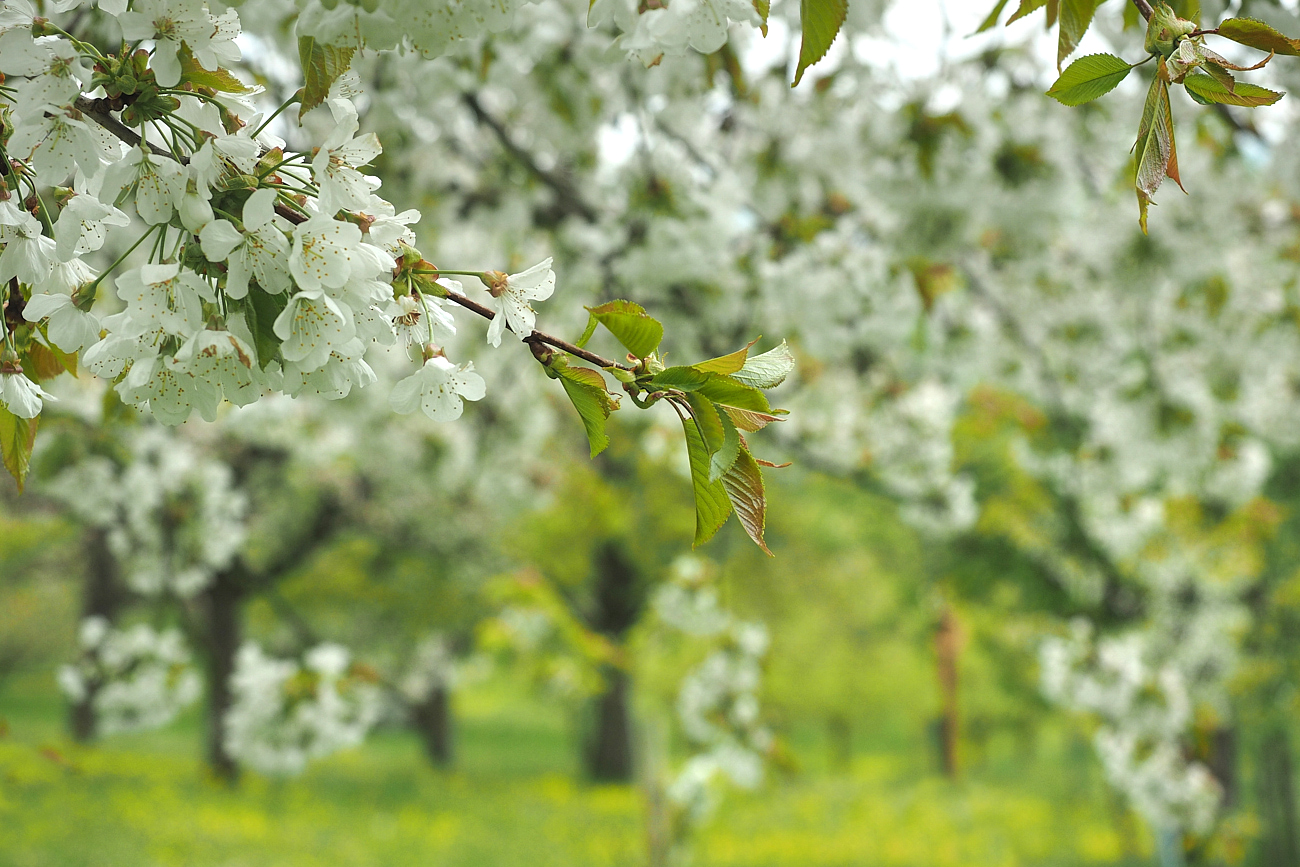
[0, 669, 1147, 867]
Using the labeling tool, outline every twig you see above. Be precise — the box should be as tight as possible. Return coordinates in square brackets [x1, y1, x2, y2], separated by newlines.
[440, 288, 634, 370]
[1131, 0, 1154, 21]
[74, 96, 185, 163]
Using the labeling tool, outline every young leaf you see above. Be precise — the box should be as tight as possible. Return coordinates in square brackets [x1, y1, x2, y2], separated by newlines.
[731, 340, 795, 389]
[1006, 0, 1048, 26]
[722, 445, 772, 555]
[1217, 17, 1300, 57]
[708, 409, 742, 483]
[752, 0, 770, 35]
[1182, 73, 1283, 107]
[793, 0, 848, 87]
[178, 43, 252, 94]
[1057, 0, 1098, 68]
[298, 36, 356, 120]
[583, 300, 664, 358]
[1046, 54, 1133, 105]
[557, 366, 617, 457]
[697, 376, 772, 413]
[685, 392, 727, 457]
[724, 406, 789, 432]
[0, 406, 38, 493]
[680, 414, 733, 548]
[694, 338, 759, 376]
[650, 365, 713, 392]
[1134, 70, 1173, 233]
[25, 343, 68, 382]
[976, 0, 1012, 33]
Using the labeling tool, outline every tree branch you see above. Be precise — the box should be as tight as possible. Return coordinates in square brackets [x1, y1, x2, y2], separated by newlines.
[460, 91, 599, 224]
[1131, 0, 1154, 21]
[74, 96, 184, 163]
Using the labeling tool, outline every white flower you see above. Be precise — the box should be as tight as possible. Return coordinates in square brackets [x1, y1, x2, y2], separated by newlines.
[312, 116, 383, 215]
[115, 263, 209, 338]
[174, 328, 261, 407]
[485, 258, 555, 347]
[116, 352, 221, 424]
[190, 131, 259, 194]
[53, 194, 130, 262]
[102, 146, 185, 225]
[388, 292, 456, 346]
[0, 201, 55, 286]
[389, 355, 485, 421]
[0, 367, 53, 418]
[117, 0, 215, 87]
[290, 215, 363, 293]
[273, 291, 355, 372]
[281, 338, 375, 399]
[200, 189, 292, 299]
[24, 291, 100, 352]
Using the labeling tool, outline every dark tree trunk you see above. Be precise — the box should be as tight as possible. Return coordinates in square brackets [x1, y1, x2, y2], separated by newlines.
[582, 542, 643, 782]
[70, 527, 123, 742]
[204, 567, 243, 783]
[411, 683, 454, 767]
[1258, 727, 1299, 866]
[586, 666, 634, 781]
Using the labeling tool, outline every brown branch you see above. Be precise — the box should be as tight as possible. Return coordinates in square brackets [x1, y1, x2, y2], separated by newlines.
[461, 91, 599, 224]
[1131, 0, 1154, 21]
[440, 288, 634, 370]
[74, 96, 185, 163]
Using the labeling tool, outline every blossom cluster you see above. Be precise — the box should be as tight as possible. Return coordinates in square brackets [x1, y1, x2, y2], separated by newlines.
[1040, 620, 1222, 833]
[654, 558, 771, 821]
[57, 616, 201, 735]
[223, 641, 383, 775]
[48, 426, 247, 597]
[0, 0, 558, 433]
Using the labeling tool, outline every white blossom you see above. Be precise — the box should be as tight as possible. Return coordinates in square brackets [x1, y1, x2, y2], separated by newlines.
[389, 355, 485, 421]
[485, 258, 555, 347]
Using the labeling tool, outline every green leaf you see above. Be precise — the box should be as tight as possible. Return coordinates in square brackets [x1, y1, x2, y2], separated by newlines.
[583, 300, 664, 359]
[1182, 73, 1283, 107]
[574, 314, 599, 349]
[681, 415, 733, 548]
[722, 445, 772, 555]
[697, 376, 772, 413]
[1006, 0, 1047, 26]
[1217, 17, 1300, 57]
[246, 289, 289, 369]
[178, 43, 252, 94]
[1057, 0, 1098, 67]
[752, 0, 770, 36]
[732, 340, 795, 389]
[694, 338, 758, 376]
[976, 0, 1012, 33]
[24, 343, 67, 382]
[557, 365, 617, 457]
[708, 407, 741, 483]
[1172, 0, 1199, 25]
[685, 392, 727, 456]
[0, 406, 37, 493]
[793, 0, 847, 87]
[1046, 54, 1133, 105]
[298, 36, 356, 120]
[650, 365, 712, 392]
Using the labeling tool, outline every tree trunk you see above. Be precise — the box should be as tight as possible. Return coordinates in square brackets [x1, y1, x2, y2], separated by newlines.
[586, 665, 634, 781]
[411, 683, 454, 767]
[934, 605, 961, 779]
[1258, 727, 1299, 866]
[204, 567, 243, 783]
[69, 527, 122, 742]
